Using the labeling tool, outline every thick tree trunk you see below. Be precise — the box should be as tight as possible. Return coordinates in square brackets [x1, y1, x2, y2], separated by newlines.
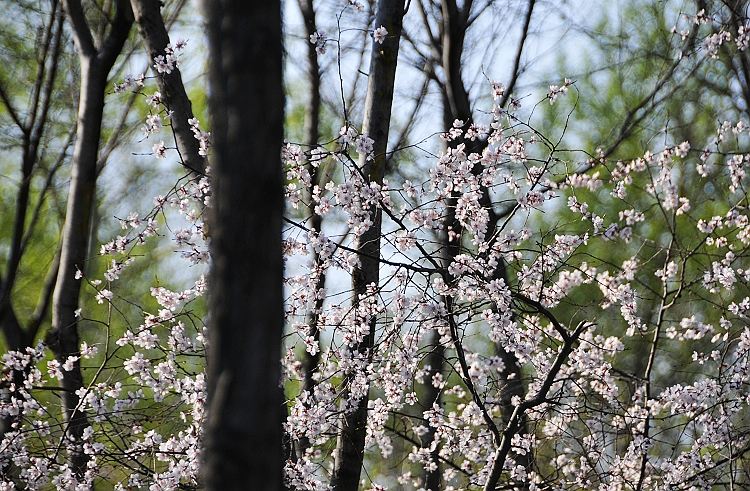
[203, 1, 285, 490]
[331, 1, 405, 489]
[130, 0, 205, 175]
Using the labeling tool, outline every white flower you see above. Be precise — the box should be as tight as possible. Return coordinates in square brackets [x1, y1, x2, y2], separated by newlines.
[491, 81, 506, 100]
[95, 289, 113, 304]
[146, 92, 162, 107]
[153, 141, 167, 159]
[354, 134, 374, 155]
[62, 355, 78, 372]
[548, 78, 572, 104]
[47, 360, 63, 381]
[373, 26, 388, 44]
[82, 426, 94, 441]
[80, 342, 98, 359]
[153, 45, 179, 74]
[142, 114, 161, 136]
[309, 30, 326, 55]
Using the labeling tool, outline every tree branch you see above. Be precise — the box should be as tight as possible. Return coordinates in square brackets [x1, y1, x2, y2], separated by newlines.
[62, 0, 96, 58]
[130, 0, 205, 174]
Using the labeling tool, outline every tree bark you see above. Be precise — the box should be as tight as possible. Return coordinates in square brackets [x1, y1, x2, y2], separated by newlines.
[50, 0, 133, 477]
[49, 61, 104, 476]
[418, 98, 461, 491]
[331, 1, 405, 489]
[130, 0, 205, 175]
[203, 1, 285, 490]
[296, 0, 326, 460]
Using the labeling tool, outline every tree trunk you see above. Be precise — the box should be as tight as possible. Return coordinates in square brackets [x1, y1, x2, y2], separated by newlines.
[50, 0, 133, 476]
[49, 58, 106, 478]
[203, 1, 285, 490]
[331, 1, 405, 489]
[410, 3, 535, 487]
[417, 95, 464, 490]
[296, 0, 326, 460]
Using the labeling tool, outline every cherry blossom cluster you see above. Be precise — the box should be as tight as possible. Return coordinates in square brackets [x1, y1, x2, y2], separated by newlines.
[0, 58, 211, 489]
[277, 68, 750, 489]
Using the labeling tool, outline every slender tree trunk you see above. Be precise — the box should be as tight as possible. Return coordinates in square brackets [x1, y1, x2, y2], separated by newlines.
[331, 1, 405, 489]
[0, 0, 62, 324]
[130, 0, 205, 175]
[49, 58, 106, 478]
[298, 0, 323, 395]
[50, 0, 133, 477]
[421, 276, 446, 491]
[438, 0, 532, 480]
[297, 0, 326, 460]
[0, 4, 64, 452]
[0, 0, 63, 350]
[203, 1, 285, 489]
[418, 99, 462, 491]
[416, 5, 479, 483]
